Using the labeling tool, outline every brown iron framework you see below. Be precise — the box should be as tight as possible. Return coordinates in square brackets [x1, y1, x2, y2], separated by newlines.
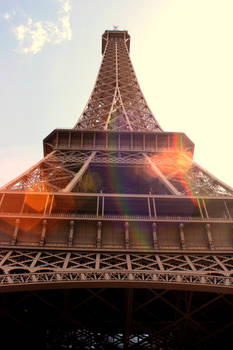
[0, 30, 233, 349]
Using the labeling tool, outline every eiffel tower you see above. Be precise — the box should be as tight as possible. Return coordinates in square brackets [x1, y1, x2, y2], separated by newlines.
[1, 29, 233, 349]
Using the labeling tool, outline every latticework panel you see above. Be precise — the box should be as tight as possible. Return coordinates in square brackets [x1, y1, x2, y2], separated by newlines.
[2, 149, 233, 197]
[0, 249, 233, 294]
[1, 150, 92, 192]
[74, 31, 162, 131]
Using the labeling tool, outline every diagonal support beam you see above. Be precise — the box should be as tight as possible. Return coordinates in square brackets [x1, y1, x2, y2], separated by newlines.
[124, 288, 134, 349]
[62, 151, 96, 192]
[183, 153, 233, 194]
[144, 154, 180, 195]
[87, 288, 121, 313]
[71, 288, 105, 312]
[0, 150, 56, 191]
[31, 291, 85, 328]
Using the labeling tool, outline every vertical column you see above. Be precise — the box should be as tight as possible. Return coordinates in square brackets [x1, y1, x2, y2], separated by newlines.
[179, 223, 186, 249]
[147, 197, 151, 219]
[11, 219, 20, 245]
[96, 196, 100, 217]
[97, 221, 102, 248]
[206, 223, 214, 250]
[152, 197, 157, 217]
[126, 254, 132, 270]
[125, 222, 130, 249]
[123, 288, 134, 349]
[152, 223, 158, 249]
[102, 196, 105, 217]
[95, 253, 100, 270]
[40, 219, 47, 246]
[68, 220, 74, 247]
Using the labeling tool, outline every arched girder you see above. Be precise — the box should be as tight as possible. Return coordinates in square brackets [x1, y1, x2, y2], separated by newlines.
[0, 270, 232, 294]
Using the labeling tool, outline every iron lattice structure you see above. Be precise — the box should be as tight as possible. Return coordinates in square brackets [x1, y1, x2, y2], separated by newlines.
[1, 30, 233, 349]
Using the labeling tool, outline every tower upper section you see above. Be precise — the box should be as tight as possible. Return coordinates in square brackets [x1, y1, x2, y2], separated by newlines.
[101, 30, 130, 54]
[74, 30, 162, 132]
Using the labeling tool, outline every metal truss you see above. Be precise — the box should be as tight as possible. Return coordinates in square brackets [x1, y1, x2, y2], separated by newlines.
[1, 270, 232, 292]
[74, 31, 162, 132]
[41, 288, 233, 349]
[1, 149, 233, 197]
[1, 150, 93, 192]
[1, 287, 233, 349]
[1, 250, 233, 274]
[0, 249, 233, 293]
[92, 151, 146, 166]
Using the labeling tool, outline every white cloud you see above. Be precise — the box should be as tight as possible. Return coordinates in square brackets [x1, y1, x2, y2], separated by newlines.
[57, 14, 72, 42]
[12, 0, 72, 54]
[15, 18, 50, 54]
[59, 0, 72, 13]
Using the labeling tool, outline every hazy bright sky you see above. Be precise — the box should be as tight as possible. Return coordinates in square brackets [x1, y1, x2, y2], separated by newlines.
[0, 0, 233, 188]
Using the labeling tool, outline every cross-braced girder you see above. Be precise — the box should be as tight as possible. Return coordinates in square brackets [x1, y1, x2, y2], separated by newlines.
[1, 149, 233, 197]
[0, 249, 233, 294]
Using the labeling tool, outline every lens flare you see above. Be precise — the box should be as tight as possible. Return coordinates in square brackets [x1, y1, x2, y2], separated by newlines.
[148, 150, 193, 176]
[17, 218, 42, 232]
[144, 133, 198, 204]
[24, 192, 50, 213]
[129, 222, 152, 249]
[105, 159, 153, 249]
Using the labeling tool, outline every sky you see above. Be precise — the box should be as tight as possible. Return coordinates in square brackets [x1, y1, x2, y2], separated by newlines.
[0, 0, 233, 188]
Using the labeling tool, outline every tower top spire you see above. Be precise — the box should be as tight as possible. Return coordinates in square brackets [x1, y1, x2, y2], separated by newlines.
[75, 30, 162, 132]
